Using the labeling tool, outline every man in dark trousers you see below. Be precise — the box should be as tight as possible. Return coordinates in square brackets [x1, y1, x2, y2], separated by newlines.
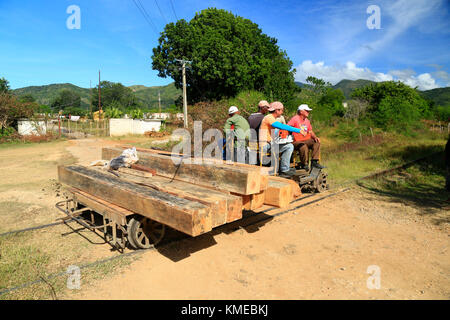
[247, 100, 269, 164]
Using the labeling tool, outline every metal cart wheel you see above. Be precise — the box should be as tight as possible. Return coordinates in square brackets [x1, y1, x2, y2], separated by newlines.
[127, 216, 165, 249]
[315, 171, 329, 193]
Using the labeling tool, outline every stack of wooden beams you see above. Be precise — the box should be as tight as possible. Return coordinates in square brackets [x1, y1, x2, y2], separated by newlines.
[57, 146, 302, 237]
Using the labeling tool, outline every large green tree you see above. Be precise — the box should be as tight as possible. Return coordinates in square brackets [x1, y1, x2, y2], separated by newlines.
[152, 8, 298, 103]
[0, 77, 10, 93]
[91, 81, 139, 112]
[51, 89, 81, 112]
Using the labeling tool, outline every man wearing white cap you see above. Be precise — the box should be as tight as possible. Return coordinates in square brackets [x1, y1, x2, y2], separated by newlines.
[224, 106, 250, 163]
[288, 104, 324, 171]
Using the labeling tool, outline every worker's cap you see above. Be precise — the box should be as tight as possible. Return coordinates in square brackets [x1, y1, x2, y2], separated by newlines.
[228, 106, 239, 114]
[268, 101, 284, 112]
[258, 100, 270, 108]
[298, 104, 312, 111]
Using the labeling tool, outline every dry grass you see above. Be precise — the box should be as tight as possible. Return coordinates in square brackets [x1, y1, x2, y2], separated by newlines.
[0, 140, 137, 300]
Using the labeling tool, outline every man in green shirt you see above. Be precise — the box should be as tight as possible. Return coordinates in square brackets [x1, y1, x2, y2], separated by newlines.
[224, 106, 250, 163]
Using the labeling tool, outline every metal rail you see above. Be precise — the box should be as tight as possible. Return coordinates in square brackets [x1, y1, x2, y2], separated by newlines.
[0, 187, 349, 297]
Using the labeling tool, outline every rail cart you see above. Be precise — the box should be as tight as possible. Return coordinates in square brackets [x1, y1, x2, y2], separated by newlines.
[56, 188, 166, 251]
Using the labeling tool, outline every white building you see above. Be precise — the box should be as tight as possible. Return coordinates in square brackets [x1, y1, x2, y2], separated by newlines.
[17, 119, 47, 136]
[109, 118, 163, 136]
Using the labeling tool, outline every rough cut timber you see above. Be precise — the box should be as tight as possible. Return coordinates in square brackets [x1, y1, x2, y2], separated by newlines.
[268, 176, 302, 199]
[233, 190, 265, 211]
[264, 179, 292, 208]
[115, 146, 270, 192]
[58, 165, 212, 236]
[119, 145, 273, 174]
[102, 147, 262, 195]
[106, 169, 243, 227]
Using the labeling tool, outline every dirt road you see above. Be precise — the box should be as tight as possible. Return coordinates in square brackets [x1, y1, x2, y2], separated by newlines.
[61, 139, 449, 300]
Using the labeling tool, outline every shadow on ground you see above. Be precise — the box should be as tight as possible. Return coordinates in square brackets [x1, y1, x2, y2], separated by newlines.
[156, 211, 273, 262]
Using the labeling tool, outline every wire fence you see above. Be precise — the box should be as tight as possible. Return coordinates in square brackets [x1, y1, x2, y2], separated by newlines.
[46, 118, 110, 138]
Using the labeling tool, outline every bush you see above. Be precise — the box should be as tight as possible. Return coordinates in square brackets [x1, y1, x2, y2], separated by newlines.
[434, 105, 450, 121]
[0, 126, 16, 138]
[130, 108, 144, 119]
[227, 90, 268, 118]
[374, 95, 421, 132]
[0, 92, 37, 130]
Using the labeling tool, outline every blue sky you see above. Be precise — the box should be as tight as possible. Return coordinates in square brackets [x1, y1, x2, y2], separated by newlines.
[0, 0, 449, 90]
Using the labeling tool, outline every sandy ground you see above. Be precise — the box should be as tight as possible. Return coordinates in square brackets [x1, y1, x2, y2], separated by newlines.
[57, 139, 450, 300]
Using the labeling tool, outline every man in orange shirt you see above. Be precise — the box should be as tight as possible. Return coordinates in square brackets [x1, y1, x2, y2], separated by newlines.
[288, 104, 324, 171]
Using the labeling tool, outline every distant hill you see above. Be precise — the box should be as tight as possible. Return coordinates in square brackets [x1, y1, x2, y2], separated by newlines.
[129, 82, 181, 109]
[13, 82, 182, 110]
[13, 83, 91, 108]
[295, 81, 307, 88]
[295, 79, 376, 98]
[296, 78, 449, 106]
[420, 87, 450, 106]
[332, 79, 376, 98]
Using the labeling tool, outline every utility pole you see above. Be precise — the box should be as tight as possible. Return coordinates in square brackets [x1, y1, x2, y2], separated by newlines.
[89, 80, 92, 118]
[98, 70, 102, 118]
[175, 59, 192, 129]
[158, 90, 161, 114]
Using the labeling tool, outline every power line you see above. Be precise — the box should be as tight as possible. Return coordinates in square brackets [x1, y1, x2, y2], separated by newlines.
[131, 0, 159, 35]
[154, 0, 168, 24]
[169, 0, 179, 21]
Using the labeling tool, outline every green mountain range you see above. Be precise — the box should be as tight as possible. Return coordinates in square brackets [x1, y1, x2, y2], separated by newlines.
[12, 79, 449, 109]
[12, 82, 182, 110]
[297, 79, 449, 106]
[332, 79, 376, 98]
[13, 83, 91, 108]
[420, 87, 450, 106]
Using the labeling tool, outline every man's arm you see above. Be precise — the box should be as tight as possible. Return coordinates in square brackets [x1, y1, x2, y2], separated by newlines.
[271, 121, 301, 133]
[224, 118, 233, 131]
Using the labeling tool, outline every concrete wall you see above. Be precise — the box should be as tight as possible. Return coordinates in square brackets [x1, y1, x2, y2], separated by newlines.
[109, 118, 162, 136]
[18, 120, 47, 135]
[150, 113, 171, 120]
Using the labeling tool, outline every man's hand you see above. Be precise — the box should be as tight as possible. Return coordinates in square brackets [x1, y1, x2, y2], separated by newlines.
[314, 136, 320, 143]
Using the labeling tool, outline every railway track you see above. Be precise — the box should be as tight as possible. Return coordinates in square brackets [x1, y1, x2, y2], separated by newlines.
[0, 187, 349, 297]
[0, 152, 442, 297]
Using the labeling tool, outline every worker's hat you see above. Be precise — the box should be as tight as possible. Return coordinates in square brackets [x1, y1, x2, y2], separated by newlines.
[298, 104, 312, 111]
[228, 106, 239, 114]
[268, 101, 284, 112]
[258, 100, 270, 108]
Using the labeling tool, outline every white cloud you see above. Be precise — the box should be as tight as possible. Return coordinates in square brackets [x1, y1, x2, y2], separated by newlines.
[295, 60, 440, 90]
[351, 0, 445, 62]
